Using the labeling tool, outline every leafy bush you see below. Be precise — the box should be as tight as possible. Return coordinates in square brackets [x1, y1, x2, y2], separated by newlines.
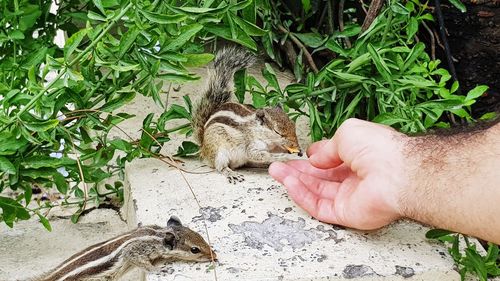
[238, 0, 487, 142]
[427, 229, 500, 280]
[0, 0, 262, 228]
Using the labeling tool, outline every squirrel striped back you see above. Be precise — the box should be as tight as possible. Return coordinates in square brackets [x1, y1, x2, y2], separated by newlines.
[192, 47, 256, 144]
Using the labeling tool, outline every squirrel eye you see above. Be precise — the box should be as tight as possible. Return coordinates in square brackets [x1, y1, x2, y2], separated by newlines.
[190, 247, 201, 254]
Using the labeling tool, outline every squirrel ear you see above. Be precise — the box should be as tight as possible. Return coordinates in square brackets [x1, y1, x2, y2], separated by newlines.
[163, 232, 176, 250]
[256, 110, 265, 125]
[167, 216, 182, 227]
[275, 102, 283, 110]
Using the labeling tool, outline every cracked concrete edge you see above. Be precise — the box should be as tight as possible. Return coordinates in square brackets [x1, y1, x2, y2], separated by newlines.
[122, 169, 138, 229]
[146, 270, 460, 281]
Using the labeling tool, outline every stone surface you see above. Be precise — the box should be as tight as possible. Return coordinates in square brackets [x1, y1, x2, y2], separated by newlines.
[124, 158, 462, 281]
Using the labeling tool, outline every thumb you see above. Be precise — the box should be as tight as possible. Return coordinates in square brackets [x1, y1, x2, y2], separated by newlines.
[308, 138, 342, 169]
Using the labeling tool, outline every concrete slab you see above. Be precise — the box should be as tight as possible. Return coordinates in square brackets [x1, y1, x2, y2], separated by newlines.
[124, 158, 461, 281]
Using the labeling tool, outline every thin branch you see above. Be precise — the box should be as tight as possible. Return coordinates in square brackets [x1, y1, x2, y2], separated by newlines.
[61, 127, 89, 215]
[422, 21, 436, 60]
[361, 0, 385, 32]
[359, 0, 369, 14]
[327, 0, 335, 34]
[338, 0, 352, 48]
[277, 25, 319, 73]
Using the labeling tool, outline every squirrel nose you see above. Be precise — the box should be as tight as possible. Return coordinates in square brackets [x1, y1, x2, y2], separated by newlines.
[297, 149, 303, 157]
[210, 250, 218, 261]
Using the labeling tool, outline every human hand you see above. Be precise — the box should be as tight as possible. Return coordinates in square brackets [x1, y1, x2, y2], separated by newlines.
[269, 118, 411, 230]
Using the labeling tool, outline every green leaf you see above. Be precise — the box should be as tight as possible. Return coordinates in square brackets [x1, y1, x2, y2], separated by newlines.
[302, 0, 311, 13]
[402, 42, 425, 72]
[252, 92, 266, 108]
[23, 47, 48, 69]
[23, 119, 59, 132]
[109, 139, 133, 152]
[465, 85, 488, 102]
[65, 29, 87, 60]
[479, 112, 497, 121]
[177, 6, 225, 13]
[234, 69, 247, 103]
[465, 248, 488, 279]
[21, 156, 75, 169]
[325, 38, 347, 56]
[204, 24, 258, 51]
[294, 33, 325, 48]
[174, 141, 199, 157]
[161, 104, 191, 121]
[109, 63, 140, 72]
[263, 63, 281, 93]
[184, 53, 215, 67]
[425, 228, 454, 239]
[118, 27, 140, 57]
[37, 213, 52, 231]
[0, 133, 28, 155]
[0, 157, 16, 175]
[0, 196, 31, 227]
[330, 71, 367, 82]
[99, 92, 136, 112]
[165, 24, 204, 51]
[448, 0, 466, 12]
[8, 30, 25, 40]
[230, 0, 252, 11]
[87, 11, 106, 21]
[93, 0, 106, 15]
[141, 11, 187, 24]
[232, 16, 266, 36]
[373, 113, 408, 126]
[367, 44, 392, 84]
[407, 17, 418, 39]
[53, 172, 68, 194]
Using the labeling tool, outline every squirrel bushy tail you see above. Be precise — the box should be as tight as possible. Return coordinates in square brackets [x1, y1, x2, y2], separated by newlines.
[192, 47, 256, 143]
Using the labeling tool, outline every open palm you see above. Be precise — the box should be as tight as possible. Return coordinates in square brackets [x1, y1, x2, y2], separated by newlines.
[269, 119, 410, 230]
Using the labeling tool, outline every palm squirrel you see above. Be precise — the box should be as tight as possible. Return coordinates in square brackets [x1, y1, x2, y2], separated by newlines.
[26, 216, 215, 281]
[192, 47, 302, 183]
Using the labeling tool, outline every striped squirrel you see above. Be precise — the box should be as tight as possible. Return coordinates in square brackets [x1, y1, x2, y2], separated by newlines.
[192, 47, 302, 183]
[27, 216, 215, 281]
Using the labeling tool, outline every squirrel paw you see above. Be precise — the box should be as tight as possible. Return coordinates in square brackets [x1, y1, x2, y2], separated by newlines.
[221, 168, 245, 184]
[227, 173, 245, 184]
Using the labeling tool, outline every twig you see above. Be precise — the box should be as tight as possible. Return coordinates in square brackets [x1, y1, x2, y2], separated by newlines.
[359, 0, 369, 14]
[327, 0, 335, 34]
[434, 0, 461, 95]
[338, 0, 352, 48]
[61, 127, 89, 216]
[277, 25, 319, 73]
[433, 29, 445, 50]
[361, 0, 385, 32]
[317, 2, 328, 30]
[422, 21, 436, 60]
[281, 40, 298, 73]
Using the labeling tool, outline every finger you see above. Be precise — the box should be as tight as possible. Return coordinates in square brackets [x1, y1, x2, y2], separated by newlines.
[283, 175, 340, 225]
[285, 160, 352, 182]
[306, 140, 329, 157]
[269, 161, 295, 183]
[308, 139, 342, 169]
[269, 161, 340, 200]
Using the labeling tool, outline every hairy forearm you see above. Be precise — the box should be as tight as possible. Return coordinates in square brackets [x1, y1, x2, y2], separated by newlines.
[400, 121, 500, 244]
